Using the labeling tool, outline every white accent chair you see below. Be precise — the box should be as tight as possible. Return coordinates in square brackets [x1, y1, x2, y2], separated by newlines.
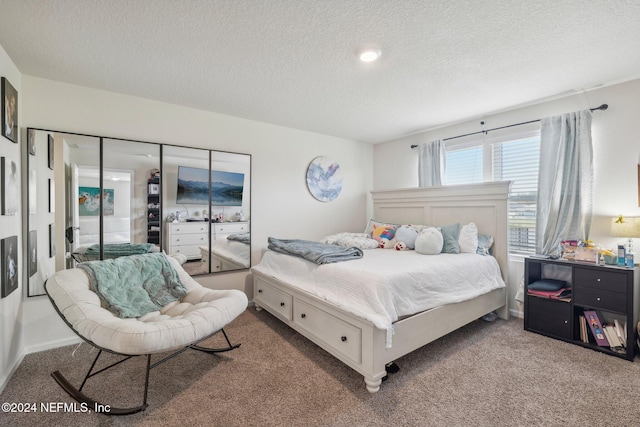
[45, 254, 248, 415]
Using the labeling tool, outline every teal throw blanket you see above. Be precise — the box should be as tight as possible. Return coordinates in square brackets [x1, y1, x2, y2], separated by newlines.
[78, 253, 188, 318]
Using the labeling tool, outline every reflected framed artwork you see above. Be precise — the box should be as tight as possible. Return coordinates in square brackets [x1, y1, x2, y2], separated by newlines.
[78, 186, 114, 216]
[28, 230, 37, 277]
[1, 156, 18, 215]
[49, 224, 55, 257]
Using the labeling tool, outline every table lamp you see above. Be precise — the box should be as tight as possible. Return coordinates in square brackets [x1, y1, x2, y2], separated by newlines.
[610, 215, 640, 254]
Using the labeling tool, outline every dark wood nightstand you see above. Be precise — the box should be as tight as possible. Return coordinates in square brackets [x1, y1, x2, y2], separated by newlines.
[524, 256, 639, 360]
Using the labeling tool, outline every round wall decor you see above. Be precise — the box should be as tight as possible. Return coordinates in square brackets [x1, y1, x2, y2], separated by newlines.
[306, 156, 343, 202]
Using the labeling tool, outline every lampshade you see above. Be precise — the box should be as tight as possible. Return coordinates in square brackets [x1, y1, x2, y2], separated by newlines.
[610, 216, 640, 238]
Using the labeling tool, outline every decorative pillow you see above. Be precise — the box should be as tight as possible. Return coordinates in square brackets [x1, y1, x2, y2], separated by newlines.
[364, 218, 400, 236]
[371, 224, 397, 242]
[395, 226, 419, 250]
[415, 227, 444, 255]
[458, 222, 479, 253]
[477, 234, 494, 255]
[528, 279, 567, 291]
[320, 232, 380, 250]
[440, 223, 460, 254]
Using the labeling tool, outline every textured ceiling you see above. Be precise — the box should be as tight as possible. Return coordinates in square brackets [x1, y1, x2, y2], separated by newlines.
[1, 0, 639, 143]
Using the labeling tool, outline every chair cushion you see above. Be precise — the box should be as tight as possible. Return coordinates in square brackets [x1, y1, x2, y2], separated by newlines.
[45, 256, 248, 355]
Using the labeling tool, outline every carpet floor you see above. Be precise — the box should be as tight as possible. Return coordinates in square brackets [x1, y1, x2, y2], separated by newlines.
[1, 308, 639, 426]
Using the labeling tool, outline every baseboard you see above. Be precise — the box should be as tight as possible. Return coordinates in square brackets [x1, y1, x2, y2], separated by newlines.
[24, 335, 83, 355]
[510, 307, 524, 319]
[0, 347, 26, 395]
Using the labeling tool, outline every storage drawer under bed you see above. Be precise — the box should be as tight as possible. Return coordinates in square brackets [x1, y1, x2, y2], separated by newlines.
[293, 298, 362, 364]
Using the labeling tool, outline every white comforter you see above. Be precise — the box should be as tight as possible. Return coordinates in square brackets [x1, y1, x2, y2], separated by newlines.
[204, 240, 250, 268]
[252, 249, 505, 347]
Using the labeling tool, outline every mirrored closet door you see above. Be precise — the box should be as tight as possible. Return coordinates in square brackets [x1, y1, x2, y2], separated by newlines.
[24, 128, 251, 297]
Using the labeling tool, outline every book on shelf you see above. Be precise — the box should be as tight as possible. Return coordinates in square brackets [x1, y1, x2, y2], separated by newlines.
[613, 319, 626, 347]
[602, 324, 626, 354]
[579, 315, 588, 343]
[584, 310, 609, 347]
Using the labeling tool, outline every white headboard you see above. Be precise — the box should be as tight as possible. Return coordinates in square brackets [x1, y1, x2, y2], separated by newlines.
[370, 181, 511, 281]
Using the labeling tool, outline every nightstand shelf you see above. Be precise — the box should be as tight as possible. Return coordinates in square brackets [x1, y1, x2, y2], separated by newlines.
[524, 257, 639, 361]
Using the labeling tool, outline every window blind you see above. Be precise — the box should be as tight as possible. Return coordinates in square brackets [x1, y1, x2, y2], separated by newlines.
[491, 136, 540, 254]
[444, 145, 482, 185]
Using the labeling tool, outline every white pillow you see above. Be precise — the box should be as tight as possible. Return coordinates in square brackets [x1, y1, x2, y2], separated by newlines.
[458, 222, 479, 253]
[415, 227, 443, 255]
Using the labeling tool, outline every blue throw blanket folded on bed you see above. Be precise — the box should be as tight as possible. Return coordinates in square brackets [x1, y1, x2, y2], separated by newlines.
[227, 232, 250, 244]
[78, 252, 187, 318]
[268, 237, 363, 264]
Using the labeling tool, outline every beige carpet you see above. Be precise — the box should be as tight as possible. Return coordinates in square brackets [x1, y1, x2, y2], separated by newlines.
[2, 308, 639, 427]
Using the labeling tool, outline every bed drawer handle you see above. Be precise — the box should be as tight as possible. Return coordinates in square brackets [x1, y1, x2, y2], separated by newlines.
[280, 302, 285, 307]
[301, 313, 306, 319]
[341, 336, 347, 342]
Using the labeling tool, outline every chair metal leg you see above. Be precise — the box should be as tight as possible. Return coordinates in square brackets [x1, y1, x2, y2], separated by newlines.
[190, 328, 241, 353]
[50, 328, 241, 415]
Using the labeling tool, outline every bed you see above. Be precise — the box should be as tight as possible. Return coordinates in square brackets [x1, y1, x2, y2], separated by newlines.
[200, 233, 251, 272]
[251, 182, 511, 393]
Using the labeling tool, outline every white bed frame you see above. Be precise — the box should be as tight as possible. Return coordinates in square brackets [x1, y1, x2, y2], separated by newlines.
[252, 182, 511, 393]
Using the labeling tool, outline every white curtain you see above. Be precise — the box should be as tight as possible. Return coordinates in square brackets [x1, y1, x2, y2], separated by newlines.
[536, 109, 593, 255]
[418, 139, 445, 186]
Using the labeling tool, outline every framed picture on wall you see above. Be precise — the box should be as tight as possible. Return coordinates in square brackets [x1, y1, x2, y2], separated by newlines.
[1, 156, 18, 215]
[1, 235, 18, 298]
[28, 230, 37, 277]
[1, 77, 18, 143]
[48, 134, 54, 170]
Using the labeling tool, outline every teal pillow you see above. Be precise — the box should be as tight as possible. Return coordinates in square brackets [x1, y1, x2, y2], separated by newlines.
[477, 234, 494, 255]
[440, 223, 460, 254]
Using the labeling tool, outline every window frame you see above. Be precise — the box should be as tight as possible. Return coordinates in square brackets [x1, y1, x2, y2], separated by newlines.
[443, 129, 541, 257]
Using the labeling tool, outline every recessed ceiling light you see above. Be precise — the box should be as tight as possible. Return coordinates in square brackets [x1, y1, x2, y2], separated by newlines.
[358, 47, 381, 63]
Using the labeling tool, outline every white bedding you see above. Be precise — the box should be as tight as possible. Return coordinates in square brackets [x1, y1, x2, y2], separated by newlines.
[252, 249, 506, 347]
[210, 239, 250, 268]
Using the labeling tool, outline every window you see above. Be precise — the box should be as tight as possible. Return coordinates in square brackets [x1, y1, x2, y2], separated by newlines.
[444, 145, 482, 185]
[444, 133, 540, 255]
[492, 136, 540, 254]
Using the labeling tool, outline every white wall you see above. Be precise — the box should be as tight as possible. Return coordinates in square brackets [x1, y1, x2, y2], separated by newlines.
[0, 44, 23, 392]
[16, 75, 373, 365]
[374, 79, 640, 317]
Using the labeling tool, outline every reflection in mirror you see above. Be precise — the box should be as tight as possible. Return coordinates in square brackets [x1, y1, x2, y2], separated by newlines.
[100, 138, 161, 254]
[26, 129, 100, 296]
[161, 146, 251, 274]
[208, 151, 251, 273]
[162, 145, 211, 275]
[25, 129, 252, 296]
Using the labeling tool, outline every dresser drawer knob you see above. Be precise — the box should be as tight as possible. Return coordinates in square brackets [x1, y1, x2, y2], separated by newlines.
[341, 336, 347, 342]
[596, 297, 601, 301]
[280, 302, 285, 307]
[597, 278, 601, 282]
[258, 289, 262, 293]
[301, 313, 306, 319]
